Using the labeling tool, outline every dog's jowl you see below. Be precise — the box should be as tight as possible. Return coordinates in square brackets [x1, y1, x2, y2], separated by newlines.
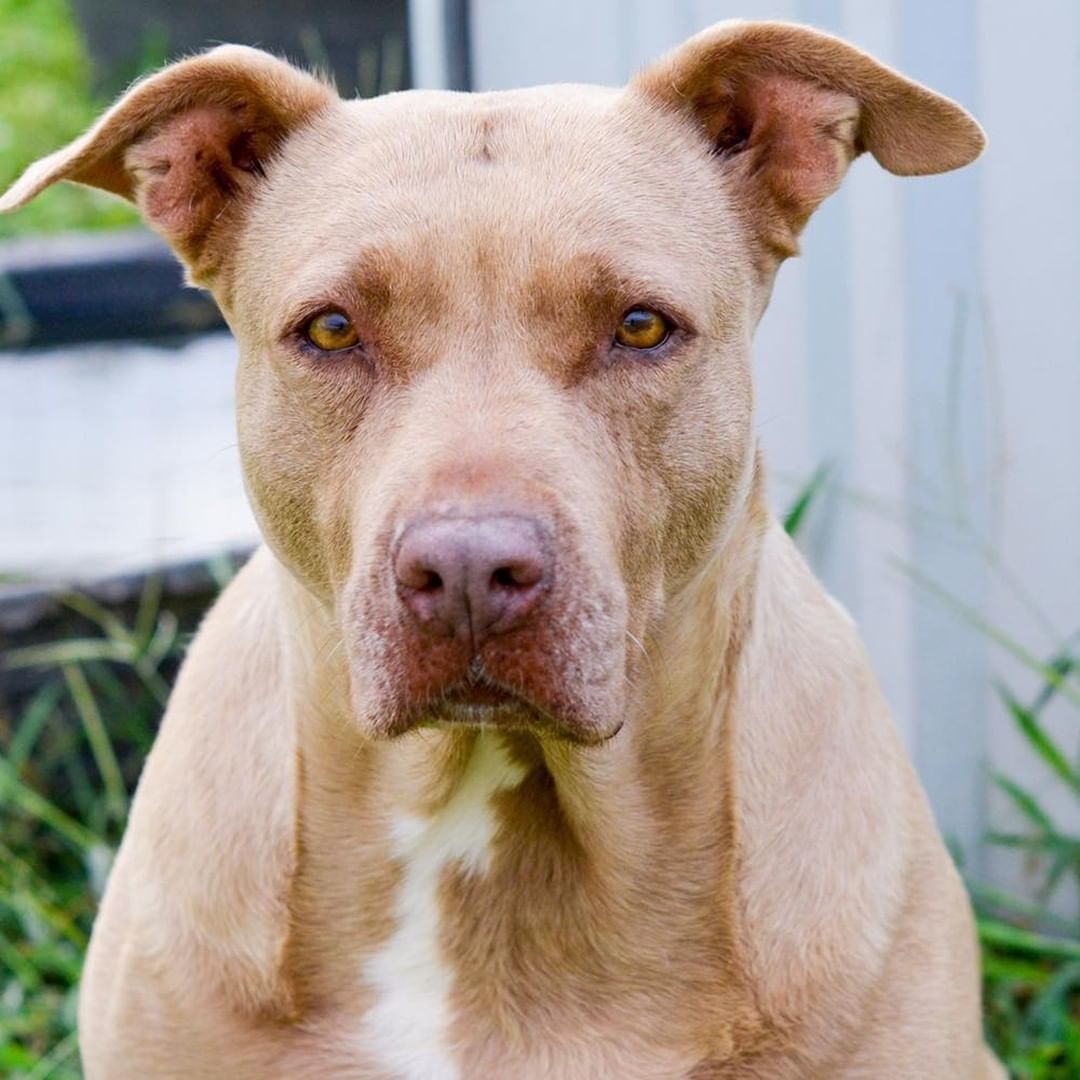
[2, 20, 1005, 1080]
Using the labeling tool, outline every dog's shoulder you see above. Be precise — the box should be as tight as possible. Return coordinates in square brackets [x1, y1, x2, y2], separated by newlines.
[100, 546, 299, 1017]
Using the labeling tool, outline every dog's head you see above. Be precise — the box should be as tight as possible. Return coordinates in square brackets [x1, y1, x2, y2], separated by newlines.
[2, 23, 982, 743]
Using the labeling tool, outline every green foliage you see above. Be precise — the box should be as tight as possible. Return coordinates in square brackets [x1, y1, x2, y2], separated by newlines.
[970, 644, 1080, 1079]
[0, 576, 190, 1077]
[0, 0, 138, 237]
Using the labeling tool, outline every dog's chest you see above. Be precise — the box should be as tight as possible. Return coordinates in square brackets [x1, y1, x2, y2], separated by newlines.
[357, 735, 526, 1080]
[286, 734, 722, 1079]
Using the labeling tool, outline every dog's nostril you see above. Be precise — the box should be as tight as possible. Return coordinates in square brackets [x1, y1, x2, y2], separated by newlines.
[396, 557, 446, 592]
[419, 570, 443, 592]
[492, 565, 524, 589]
[492, 561, 542, 590]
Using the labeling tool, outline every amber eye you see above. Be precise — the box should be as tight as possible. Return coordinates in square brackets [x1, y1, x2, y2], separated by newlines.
[304, 310, 360, 352]
[614, 308, 671, 351]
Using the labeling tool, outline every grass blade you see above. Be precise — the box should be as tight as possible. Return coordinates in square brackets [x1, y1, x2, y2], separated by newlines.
[978, 917, 1080, 961]
[0, 759, 103, 854]
[968, 879, 1078, 937]
[24, 1029, 80, 1080]
[897, 564, 1080, 710]
[986, 833, 1080, 860]
[1031, 647, 1079, 715]
[57, 591, 134, 646]
[993, 773, 1057, 834]
[4, 639, 132, 669]
[999, 687, 1080, 796]
[61, 664, 127, 823]
[0, 843, 88, 949]
[7, 680, 64, 769]
[133, 574, 164, 652]
[1037, 852, 1076, 909]
[783, 463, 831, 538]
[0, 928, 42, 990]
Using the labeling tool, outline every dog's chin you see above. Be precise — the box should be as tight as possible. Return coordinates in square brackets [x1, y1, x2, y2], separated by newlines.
[374, 679, 623, 747]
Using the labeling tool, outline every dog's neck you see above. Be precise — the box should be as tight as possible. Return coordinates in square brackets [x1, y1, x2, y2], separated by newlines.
[275, 483, 768, 1045]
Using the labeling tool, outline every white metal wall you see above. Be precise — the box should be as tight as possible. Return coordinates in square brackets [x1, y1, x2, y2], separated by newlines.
[0, 333, 250, 581]
[470, 0, 1080, 893]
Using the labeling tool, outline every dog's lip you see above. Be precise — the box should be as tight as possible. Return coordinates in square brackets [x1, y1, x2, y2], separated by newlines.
[394, 664, 624, 745]
[418, 668, 552, 730]
[440, 680, 520, 710]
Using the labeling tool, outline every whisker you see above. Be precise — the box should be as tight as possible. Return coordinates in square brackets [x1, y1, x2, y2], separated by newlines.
[625, 630, 655, 677]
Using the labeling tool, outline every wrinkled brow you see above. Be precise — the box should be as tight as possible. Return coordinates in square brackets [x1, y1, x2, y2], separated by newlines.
[281, 246, 450, 331]
[524, 254, 695, 330]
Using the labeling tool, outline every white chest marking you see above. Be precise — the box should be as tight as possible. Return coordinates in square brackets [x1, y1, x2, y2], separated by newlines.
[362, 736, 526, 1080]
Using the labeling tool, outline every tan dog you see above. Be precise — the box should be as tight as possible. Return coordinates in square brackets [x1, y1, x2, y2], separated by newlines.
[3, 20, 1004, 1079]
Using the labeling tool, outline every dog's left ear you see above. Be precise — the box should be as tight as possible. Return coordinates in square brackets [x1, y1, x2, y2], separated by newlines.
[0, 46, 336, 284]
[633, 20, 985, 258]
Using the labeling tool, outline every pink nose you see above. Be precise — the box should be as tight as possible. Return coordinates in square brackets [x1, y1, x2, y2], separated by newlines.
[394, 515, 551, 647]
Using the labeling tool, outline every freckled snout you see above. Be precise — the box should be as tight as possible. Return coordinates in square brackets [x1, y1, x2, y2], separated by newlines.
[394, 515, 552, 648]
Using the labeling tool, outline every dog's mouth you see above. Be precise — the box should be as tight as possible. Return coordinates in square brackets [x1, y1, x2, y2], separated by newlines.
[421, 662, 541, 725]
[441, 679, 519, 711]
[396, 661, 617, 744]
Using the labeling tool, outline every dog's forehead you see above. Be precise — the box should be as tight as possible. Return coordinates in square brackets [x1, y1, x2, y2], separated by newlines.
[333, 83, 638, 176]
[240, 83, 743, 311]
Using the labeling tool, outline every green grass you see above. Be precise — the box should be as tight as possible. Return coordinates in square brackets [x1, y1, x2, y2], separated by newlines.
[0, 0, 137, 238]
[0, 575, 196, 1078]
[969, 656, 1080, 1078]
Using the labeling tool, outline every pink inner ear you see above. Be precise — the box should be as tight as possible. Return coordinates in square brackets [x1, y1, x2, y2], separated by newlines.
[124, 105, 267, 252]
[734, 74, 860, 232]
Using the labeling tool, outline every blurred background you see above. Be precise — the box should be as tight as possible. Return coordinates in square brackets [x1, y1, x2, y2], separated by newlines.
[0, 1, 1077, 1076]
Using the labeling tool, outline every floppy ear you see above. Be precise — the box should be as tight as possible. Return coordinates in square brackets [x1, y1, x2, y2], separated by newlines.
[633, 20, 985, 259]
[0, 46, 335, 284]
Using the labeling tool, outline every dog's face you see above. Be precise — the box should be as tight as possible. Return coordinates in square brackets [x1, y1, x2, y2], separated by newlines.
[1, 23, 983, 743]
[232, 85, 759, 743]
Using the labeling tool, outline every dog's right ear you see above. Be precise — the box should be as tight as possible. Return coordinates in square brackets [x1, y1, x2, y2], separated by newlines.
[633, 21, 985, 261]
[0, 46, 335, 284]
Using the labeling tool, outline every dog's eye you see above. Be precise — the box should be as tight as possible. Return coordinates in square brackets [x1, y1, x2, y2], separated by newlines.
[614, 308, 671, 351]
[304, 310, 360, 353]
